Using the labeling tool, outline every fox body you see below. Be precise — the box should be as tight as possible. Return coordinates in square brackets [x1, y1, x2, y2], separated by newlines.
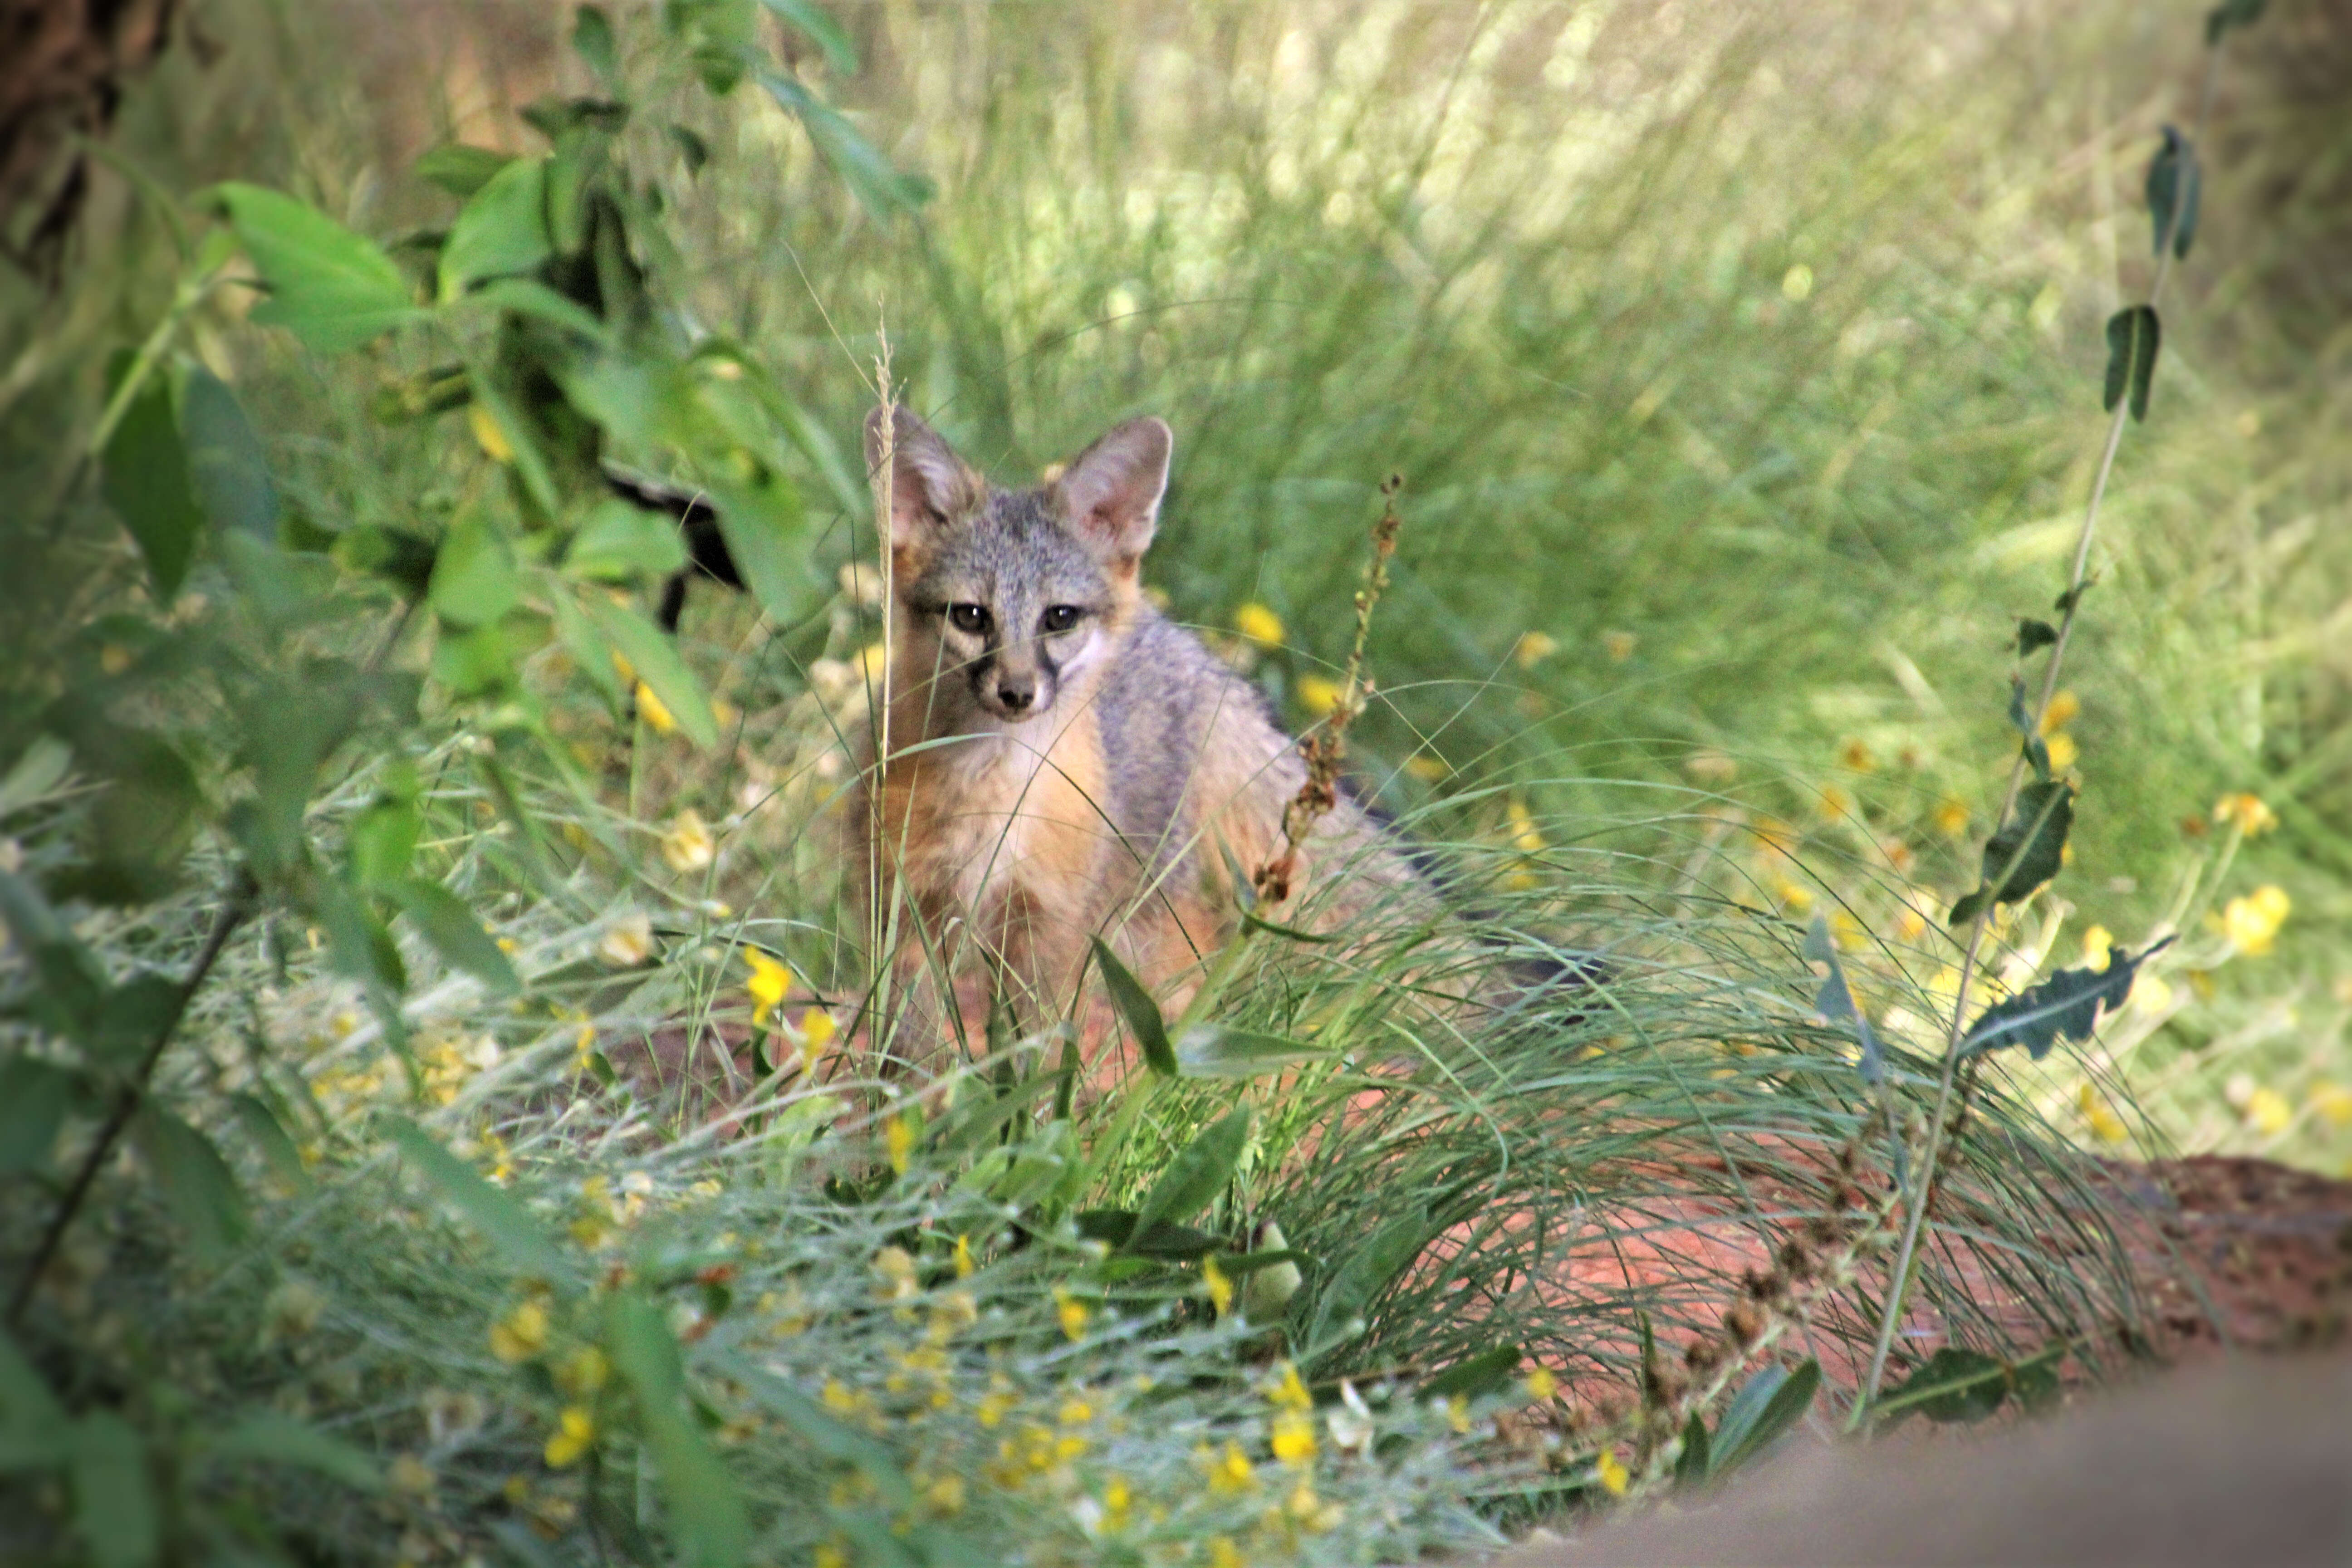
[852, 409, 1425, 1057]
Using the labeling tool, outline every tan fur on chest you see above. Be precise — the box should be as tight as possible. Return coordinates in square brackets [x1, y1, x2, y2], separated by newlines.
[878, 704, 1116, 931]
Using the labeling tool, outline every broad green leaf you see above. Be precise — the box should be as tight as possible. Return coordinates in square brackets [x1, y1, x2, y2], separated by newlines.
[586, 593, 719, 749]
[387, 878, 521, 994]
[438, 156, 552, 301]
[604, 1292, 750, 1568]
[227, 1091, 316, 1197]
[428, 514, 523, 628]
[466, 277, 612, 344]
[206, 1410, 382, 1491]
[1673, 1409, 1712, 1488]
[547, 587, 627, 706]
[1710, 1359, 1820, 1474]
[1091, 937, 1175, 1078]
[567, 498, 689, 581]
[701, 470, 813, 625]
[214, 182, 415, 353]
[101, 353, 201, 602]
[1962, 937, 2172, 1061]
[416, 143, 514, 199]
[132, 1105, 248, 1263]
[0, 1324, 68, 1436]
[68, 1411, 157, 1568]
[755, 70, 931, 219]
[572, 5, 620, 84]
[464, 370, 559, 516]
[1074, 1209, 1220, 1259]
[1422, 1343, 1521, 1401]
[2102, 305, 2161, 422]
[757, 0, 858, 72]
[712, 1351, 911, 1508]
[1951, 779, 2073, 928]
[312, 881, 407, 996]
[0, 1056, 76, 1175]
[2144, 125, 2201, 259]
[180, 367, 279, 539]
[1876, 1347, 2011, 1426]
[382, 1116, 566, 1279]
[2013, 618, 2058, 657]
[0, 735, 72, 820]
[1304, 1212, 1428, 1358]
[1174, 1025, 1329, 1080]
[1802, 913, 1883, 1086]
[346, 797, 421, 888]
[1129, 1104, 1250, 1242]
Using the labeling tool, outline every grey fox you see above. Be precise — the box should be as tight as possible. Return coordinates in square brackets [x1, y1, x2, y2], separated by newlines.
[852, 407, 1440, 1060]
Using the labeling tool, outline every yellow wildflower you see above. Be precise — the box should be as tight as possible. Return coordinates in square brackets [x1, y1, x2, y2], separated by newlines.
[2039, 689, 2080, 734]
[1234, 603, 1285, 648]
[659, 808, 715, 873]
[1514, 630, 1558, 668]
[1772, 874, 1815, 913]
[2131, 969, 2174, 1014]
[744, 949, 792, 1026]
[2081, 925, 2114, 971]
[1817, 783, 1855, 822]
[2221, 885, 2290, 956]
[1055, 1289, 1091, 1342]
[1932, 798, 1971, 838]
[1895, 906, 1927, 941]
[798, 1006, 837, 1058]
[1102, 1476, 1131, 1527]
[1839, 739, 1876, 773]
[1601, 629, 1638, 662]
[814, 1544, 848, 1568]
[1508, 800, 1546, 855]
[1267, 1362, 1312, 1412]
[1446, 1394, 1470, 1435]
[1595, 1447, 1629, 1498]
[2078, 1083, 2129, 1145]
[886, 1110, 916, 1174]
[598, 911, 653, 967]
[1404, 754, 1446, 782]
[872, 1245, 918, 1302]
[954, 1233, 975, 1279]
[2045, 732, 2079, 772]
[1270, 1411, 1317, 1464]
[1206, 1441, 1254, 1493]
[2212, 793, 2278, 836]
[468, 403, 514, 463]
[1295, 674, 1343, 716]
[2247, 1087, 2293, 1137]
[1203, 1254, 1234, 1318]
[634, 681, 677, 736]
[1058, 1396, 1094, 1426]
[1209, 1538, 1245, 1568]
[489, 1300, 549, 1363]
[543, 1406, 595, 1468]
[554, 1346, 608, 1397]
[1525, 1365, 1558, 1402]
[924, 1473, 966, 1516]
[2308, 1082, 2352, 1129]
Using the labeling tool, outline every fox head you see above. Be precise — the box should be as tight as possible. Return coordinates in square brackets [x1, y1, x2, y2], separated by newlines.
[863, 408, 1172, 727]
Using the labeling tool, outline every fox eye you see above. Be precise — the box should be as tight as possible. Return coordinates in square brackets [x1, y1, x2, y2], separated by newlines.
[1039, 605, 1083, 634]
[947, 603, 991, 634]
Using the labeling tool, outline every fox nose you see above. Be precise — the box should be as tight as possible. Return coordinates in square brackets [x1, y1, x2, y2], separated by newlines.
[995, 678, 1035, 713]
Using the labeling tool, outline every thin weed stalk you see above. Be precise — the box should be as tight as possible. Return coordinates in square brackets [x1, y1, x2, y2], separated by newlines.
[1856, 35, 2232, 1412]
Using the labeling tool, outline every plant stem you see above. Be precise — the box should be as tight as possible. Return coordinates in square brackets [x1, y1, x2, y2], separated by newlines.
[7, 871, 258, 1327]
[1854, 40, 2228, 1414]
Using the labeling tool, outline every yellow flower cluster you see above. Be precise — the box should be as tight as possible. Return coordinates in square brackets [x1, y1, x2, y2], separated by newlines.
[2211, 793, 2278, 836]
[2220, 885, 2290, 956]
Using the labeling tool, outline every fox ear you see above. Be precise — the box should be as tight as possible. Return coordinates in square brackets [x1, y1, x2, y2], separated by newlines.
[1054, 417, 1171, 567]
[864, 406, 981, 556]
